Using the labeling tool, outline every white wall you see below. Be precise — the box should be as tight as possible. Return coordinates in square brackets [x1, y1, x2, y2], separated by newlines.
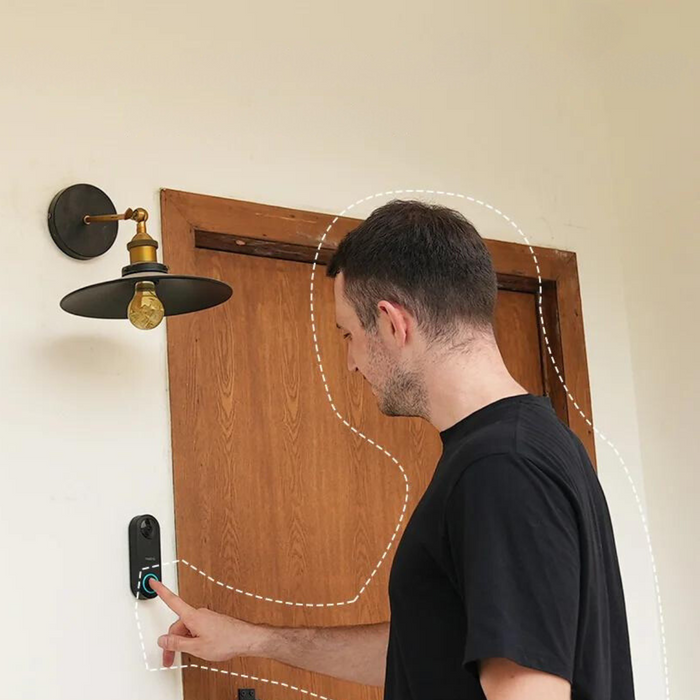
[0, 1, 687, 698]
[595, 2, 700, 698]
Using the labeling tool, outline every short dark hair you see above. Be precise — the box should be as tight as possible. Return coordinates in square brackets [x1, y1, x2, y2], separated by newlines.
[326, 199, 497, 343]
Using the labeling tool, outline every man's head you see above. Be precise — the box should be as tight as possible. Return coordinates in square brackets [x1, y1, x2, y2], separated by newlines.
[327, 199, 498, 419]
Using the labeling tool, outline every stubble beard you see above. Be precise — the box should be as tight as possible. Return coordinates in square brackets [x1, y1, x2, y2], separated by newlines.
[368, 337, 429, 419]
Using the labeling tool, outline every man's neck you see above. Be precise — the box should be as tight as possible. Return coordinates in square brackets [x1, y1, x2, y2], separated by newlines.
[421, 340, 528, 432]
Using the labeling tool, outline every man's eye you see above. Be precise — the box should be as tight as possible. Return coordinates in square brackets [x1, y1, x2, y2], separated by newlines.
[343, 333, 351, 340]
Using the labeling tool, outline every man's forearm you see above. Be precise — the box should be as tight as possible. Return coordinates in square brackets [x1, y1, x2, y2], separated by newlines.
[255, 621, 390, 687]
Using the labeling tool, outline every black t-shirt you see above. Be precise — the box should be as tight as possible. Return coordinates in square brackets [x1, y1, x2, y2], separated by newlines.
[383, 393, 635, 700]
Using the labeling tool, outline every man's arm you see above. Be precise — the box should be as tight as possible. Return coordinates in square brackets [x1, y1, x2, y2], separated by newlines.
[479, 657, 572, 700]
[257, 621, 389, 687]
[151, 579, 389, 687]
[445, 458, 580, 694]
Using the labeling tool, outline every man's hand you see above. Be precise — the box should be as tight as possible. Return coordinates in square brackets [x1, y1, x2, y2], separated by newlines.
[150, 580, 389, 686]
[150, 580, 269, 668]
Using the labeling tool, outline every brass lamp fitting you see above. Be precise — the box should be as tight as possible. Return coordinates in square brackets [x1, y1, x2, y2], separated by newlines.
[84, 207, 159, 265]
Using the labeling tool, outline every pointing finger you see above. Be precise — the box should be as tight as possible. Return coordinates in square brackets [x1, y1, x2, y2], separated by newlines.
[149, 579, 196, 619]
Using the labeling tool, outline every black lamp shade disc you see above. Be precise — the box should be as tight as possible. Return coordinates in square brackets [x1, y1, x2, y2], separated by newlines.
[60, 273, 233, 319]
[48, 184, 118, 260]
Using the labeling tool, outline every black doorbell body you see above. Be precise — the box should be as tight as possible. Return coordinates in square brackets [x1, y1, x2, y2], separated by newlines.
[129, 514, 162, 599]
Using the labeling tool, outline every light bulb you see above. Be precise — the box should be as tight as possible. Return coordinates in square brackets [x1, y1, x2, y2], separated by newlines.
[128, 281, 165, 330]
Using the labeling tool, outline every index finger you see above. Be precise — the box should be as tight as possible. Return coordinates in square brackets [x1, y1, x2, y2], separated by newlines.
[149, 579, 196, 618]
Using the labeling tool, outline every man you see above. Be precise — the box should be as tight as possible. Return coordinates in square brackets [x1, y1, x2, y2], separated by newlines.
[152, 200, 636, 700]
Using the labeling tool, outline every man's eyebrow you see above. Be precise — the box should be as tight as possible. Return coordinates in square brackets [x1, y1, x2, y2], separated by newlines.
[336, 323, 343, 330]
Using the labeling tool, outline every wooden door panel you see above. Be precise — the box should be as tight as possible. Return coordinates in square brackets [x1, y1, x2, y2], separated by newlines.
[494, 290, 544, 396]
[169, 247, 441, 700]
[161, 190, 595, 700]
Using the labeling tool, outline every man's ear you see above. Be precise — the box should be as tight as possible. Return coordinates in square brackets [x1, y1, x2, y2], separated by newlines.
[378, 300, 410, 345]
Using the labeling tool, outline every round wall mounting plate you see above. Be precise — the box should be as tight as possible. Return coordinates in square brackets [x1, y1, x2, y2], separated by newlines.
[48, 184, 118, 260]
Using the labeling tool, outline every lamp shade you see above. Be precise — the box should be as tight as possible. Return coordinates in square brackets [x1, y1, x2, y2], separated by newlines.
[60, 271, 233, 319]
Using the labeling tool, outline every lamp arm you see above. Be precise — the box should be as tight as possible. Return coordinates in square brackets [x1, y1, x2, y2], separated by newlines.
[84, 207, 148, 225]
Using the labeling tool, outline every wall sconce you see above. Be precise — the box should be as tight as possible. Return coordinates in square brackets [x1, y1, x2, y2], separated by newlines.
[48, 184, 232, 330]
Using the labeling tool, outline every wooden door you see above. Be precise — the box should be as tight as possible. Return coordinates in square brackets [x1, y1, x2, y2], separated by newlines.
[161, 190, 595, 700]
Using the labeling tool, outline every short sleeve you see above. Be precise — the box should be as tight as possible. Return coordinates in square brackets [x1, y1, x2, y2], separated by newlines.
[444, 453, 580, 683]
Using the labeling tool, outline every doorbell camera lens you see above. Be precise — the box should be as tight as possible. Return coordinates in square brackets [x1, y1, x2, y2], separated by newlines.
[140, 518, 154, 539]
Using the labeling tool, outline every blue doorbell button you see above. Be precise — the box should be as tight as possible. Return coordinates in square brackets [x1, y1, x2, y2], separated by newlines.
[128, 514, 162, 599]
[142, 573, 160, 595]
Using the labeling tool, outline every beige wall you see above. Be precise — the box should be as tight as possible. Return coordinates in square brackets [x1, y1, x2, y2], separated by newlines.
[596, 2, 700, 698]
[0, 1, 692, 698]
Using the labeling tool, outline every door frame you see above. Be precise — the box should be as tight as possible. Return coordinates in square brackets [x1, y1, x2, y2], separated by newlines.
[161, 188, 596, 468]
